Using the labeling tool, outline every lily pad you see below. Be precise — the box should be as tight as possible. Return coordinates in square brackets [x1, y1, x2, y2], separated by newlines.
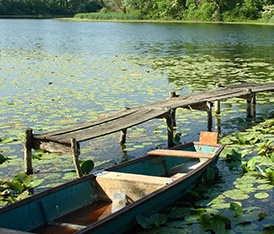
[254, 192, 269, 199]
[223, 189, 249, 200]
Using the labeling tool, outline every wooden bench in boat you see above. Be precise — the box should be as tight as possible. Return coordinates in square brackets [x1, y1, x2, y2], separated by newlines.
[146, 149, 214, 159]
[96, 171, 187, 202]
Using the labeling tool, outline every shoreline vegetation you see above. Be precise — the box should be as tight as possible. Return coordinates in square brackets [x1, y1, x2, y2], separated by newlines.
[1, 15, 274, 26]
[62, 17, 274, 26]
[1, 1, 273, 24]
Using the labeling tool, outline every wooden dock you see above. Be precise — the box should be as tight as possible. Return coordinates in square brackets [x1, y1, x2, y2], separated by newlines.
[24, 82, 274, 176]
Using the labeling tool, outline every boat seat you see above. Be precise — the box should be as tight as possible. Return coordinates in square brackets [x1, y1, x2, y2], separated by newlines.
[147, 149, 214, 159]
[96, 171, 174, 201]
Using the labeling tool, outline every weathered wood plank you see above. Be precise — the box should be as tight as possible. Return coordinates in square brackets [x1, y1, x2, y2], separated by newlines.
[147, 149, 214, 159]
[35, 108, 138, 139]
[46, 109, 169, 144]
[32, 82, 274, 147]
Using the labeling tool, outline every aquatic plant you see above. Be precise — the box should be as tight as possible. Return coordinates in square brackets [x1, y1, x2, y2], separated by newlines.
[0, 173, 43, 206]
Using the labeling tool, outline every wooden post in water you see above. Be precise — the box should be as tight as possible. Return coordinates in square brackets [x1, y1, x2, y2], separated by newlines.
[71, 138, 83, 177]
[214, 100, 221, 133]
[166, 112, 174, 148]
[119, 128, 127, 145]
[252, 92, 256, 117]
[215, 115, 221, 133]
[24, 128, 33, 175]
[214, 83, 222, 115]
[169, 92, 177, 128]
[246, 89, 256, 118]
[207, 102, 213, 131]
[215, 100, 221, 115]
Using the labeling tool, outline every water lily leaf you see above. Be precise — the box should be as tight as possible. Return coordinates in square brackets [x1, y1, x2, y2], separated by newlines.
[14, 173, 32, 187]
[184, 215, 200, 224]
[0, 137, 15, 144]
[225, 149, 242, 162]
[235, 133, 246, 145]
[149, 213, 167, 227]
[168, 207, 191, 219]
[262, 224, 274, 233]
[211, 219, 226, 234]
[81, 160, 94, 174]
[223, 189, 249, 200]
[29, 179, 44, 188]
[200, 213, 211, 224]
[235, 222, 259, 232]
[5, 181, 24, 191]
[258, 212, 267, 221]
[16, 190, 30, 201]
[136, 215, 152, 229]
[254, 192, 269, 200]
[0, 154, 8, 164]
[229, 202, 243, 217]
[257, 184, 273, 190]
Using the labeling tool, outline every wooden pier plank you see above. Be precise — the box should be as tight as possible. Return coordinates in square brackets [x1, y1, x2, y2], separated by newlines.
[44, 108, 169, 144]
[35, 108, 138, 138]
[33, 82, 274, 145]
[26, 82, 274, 176]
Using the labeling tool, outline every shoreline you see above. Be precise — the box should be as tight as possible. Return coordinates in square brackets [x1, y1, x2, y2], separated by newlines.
[1, 15, 273, 26]
[57, 17, 274, 26]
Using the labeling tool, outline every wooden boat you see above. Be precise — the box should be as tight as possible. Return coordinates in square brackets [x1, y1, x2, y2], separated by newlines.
[0, 132, 224, 234]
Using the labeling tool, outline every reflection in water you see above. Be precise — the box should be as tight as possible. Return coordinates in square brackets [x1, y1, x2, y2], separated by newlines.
[1, 20, 274, 59]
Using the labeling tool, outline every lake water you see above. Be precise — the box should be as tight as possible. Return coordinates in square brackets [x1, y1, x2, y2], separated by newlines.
[0, 19, 274, 231]
[1, 20, 274, 58]
[1, 18, 274, 171]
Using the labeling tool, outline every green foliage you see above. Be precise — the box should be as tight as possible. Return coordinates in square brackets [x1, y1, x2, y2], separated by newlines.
[184, 2, 218, 21]
[0, 154, 8, 164]
[258, 139, 274, 160]
[257, 167, 274, 184]
[0, 137, 15, 144]
[0, 0, 102, 15]
[0, 173, 44, 206]
[2, 0, 273, 22]
[136, 213, 167, 229]
[261, 5, 274, 22]
[80, 160, 94, 174]
[194, 208, 231, 233]
[75, 12, 140, 20]
[241, 157, 257, 173]
[225, 149, 242, 162]
[229, 202, 243, 217]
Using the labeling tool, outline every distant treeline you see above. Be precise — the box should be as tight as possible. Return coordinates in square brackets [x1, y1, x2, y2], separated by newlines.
[0, 0, 102, 16]
[1, 0, 274, 22]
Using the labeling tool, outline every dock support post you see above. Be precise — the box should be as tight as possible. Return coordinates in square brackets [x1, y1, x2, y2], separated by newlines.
[71, 138, 83, 177]
[119, 128, 127, 145]
[252, 92, 256, 118]
[166, 111, 174, 148]
[207, 102, 213, 131]
[169, 92, 177, 128]
[215, 100, 221, 115]
[24, 128, 33, 175]
[246, 89, 256, 118]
